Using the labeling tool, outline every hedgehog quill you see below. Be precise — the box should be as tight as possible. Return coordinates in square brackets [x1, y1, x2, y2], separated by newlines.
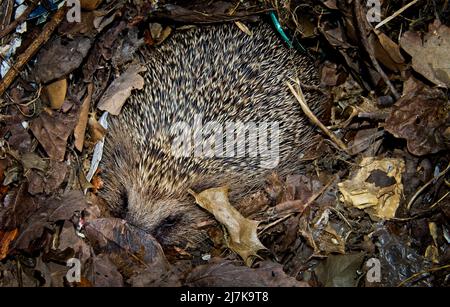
[101, 22, 327, 249]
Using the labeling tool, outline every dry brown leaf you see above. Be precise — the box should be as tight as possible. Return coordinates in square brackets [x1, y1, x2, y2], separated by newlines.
[45, 79, 67, 110]
[385, 78, 449, 155]
[189, 187, 266, 266]
[97, 64, 147, 115]
[34, 37, 92, 84]
[74, 84, 93, 151]
[400, 21, 450, 87]
[338, 157, 405, 220]
[0, 229, 18, 260]
[235, 21, 253, 36]
[20, 152, 48, 172]
[26, 160, 67, 195]
[88, 114, 107, 144]
[370, 30, 405, 72]
[29, 109, 78, 161]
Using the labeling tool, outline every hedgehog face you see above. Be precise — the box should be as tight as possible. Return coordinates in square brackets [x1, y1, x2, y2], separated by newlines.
[121, 188, 209, 248]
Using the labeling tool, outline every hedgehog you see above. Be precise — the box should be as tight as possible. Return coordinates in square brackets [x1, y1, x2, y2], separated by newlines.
[101, 22, 326, 249]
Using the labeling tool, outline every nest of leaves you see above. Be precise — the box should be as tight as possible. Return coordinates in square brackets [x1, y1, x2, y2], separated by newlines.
[0, 0, 449, 287]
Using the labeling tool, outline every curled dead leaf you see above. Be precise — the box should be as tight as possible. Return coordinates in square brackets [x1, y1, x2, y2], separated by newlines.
[97, 64, 147, 115]
[189, 187, 266, 266]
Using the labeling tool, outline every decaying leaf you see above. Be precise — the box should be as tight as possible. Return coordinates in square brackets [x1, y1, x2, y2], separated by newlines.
[385, 78, 449, 156]
[84, 254, 124, 287]
[189, 187, 266, 266]
[34, 37, 92, 84]
[315, 253, 365, 287]
[128, 263, 181, 287]
[186, 258, 309, 287]
[97, 64, 147, 115]
[47, 190, 90, 222]
[400, 20, 450, 87]
[26, 160, 67, 195]
[1, 117, 32, 154]
[20, 152, 48, 172]
[338, 157, 405, 220]
[84, 218, 168, 265]
[371, 30, 405, 72]
[29, 108, 78, 161]
[111, 28, 145, 68]
[0, 184, 39, 230]
[299, 208, 346, 255]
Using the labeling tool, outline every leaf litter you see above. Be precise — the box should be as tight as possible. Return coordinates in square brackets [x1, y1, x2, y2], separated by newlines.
[0, 0, 448, 287]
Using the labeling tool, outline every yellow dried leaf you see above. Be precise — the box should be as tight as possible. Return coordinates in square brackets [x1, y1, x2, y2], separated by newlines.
[338, 157, 405, 220]
[235, 21, 253, 36]
[189, 187, 266, 266]
[45, 78, 67, 110]
[424, 245, 439, 264]
[74, 83, 93, 151]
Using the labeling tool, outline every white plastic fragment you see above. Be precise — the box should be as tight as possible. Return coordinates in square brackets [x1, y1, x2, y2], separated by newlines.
[201, 254, 211, 261]
[0, 37, 22, 77]
[14, 4, 28, 34]
[84, 112, 109, 193]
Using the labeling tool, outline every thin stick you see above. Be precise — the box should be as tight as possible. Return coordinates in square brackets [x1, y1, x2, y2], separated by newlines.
[398, 264, 450, 287]
[375, 0, 419, 30]
[407, 162, 450, 210]
[429, 191, 449, 209]
[259, 179, 334, 235]
[0, 7, 67, 96]
[0, 1, 39, 39]
[287, 81, 349, 153]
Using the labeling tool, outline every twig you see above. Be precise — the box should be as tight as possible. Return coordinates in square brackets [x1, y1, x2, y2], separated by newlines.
[407, 162, 450, 210]
[0, 1, 39, 39]
[429, 191, 449, 209]
[354, 0, 400, 99]
[287, 81, 349, 154]
[0, 7, 67, 97]
[398, 264, 450, 287]
[375, 0, 419, 30]
[259, 179, 334, 235]
[258, 213, 293, 235]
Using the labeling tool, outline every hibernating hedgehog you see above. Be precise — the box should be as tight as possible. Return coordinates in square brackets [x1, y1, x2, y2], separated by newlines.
[101, 22, 326, 248]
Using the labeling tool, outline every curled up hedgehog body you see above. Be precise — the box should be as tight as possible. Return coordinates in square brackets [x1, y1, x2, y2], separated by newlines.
[101, 22, 326, 248]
